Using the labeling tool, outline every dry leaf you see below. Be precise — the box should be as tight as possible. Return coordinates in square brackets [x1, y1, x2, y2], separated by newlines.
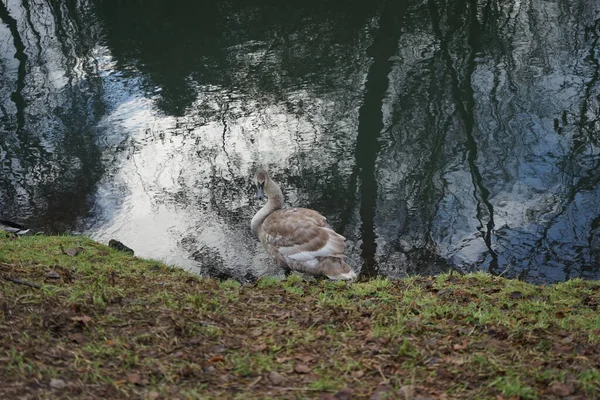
[209, 355, 225, 363]
[253, 343, 267, 352]
[453, 341, 468, 351]
[148, 392, 160, 400]
[71, 315, 92, 324]
[351, 370, 364, 379]
[49, 378, 66, 389]
[68, 333, 87, 344]
[127, 373, 141, 384]
[509, 291, 523, 299]
[334, 387, 353, 400]
[397, 385, 414, 399]
[548, 381, 575, 397]
[321, 395, 337, 400]
[294, 364, 311, 374]
[126, 373, 148, 386]
[268, 371, 285, 385]
[62, 246, 83, 256]
[294, 354, 315, 363]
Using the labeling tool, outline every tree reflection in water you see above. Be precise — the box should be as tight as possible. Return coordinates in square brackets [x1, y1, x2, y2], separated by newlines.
[0, 0, 599, 282]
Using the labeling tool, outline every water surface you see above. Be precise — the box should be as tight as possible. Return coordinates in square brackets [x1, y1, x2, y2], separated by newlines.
[1, 0, 599, 282]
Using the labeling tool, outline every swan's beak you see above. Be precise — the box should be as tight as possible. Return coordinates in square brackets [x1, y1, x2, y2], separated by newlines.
[256, 185, 264, 200]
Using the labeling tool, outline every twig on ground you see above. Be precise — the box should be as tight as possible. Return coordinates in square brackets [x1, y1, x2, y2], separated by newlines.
[248, 376, 262, 387]
[2, 276, 42, 289]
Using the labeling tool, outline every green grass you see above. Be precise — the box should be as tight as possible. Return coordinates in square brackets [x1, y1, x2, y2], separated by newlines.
[1, 233, 599, 399]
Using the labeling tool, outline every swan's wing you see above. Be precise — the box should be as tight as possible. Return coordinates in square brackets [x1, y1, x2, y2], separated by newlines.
[261, 208, 346, 261]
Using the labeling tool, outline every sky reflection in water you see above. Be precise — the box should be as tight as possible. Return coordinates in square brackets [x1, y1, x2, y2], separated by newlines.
[1, 0, 599, 282]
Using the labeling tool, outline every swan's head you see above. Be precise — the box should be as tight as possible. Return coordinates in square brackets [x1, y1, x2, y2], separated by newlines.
[254, 169, 269, 200]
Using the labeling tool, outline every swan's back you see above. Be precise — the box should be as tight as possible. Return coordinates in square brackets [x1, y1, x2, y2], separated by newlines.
[257, 208, 356, 280]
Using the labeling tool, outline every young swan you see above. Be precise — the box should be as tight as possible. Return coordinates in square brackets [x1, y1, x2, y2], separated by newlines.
[251, 169, 357, 280]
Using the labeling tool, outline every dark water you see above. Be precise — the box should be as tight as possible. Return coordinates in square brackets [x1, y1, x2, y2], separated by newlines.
[1, 0, 599, 283]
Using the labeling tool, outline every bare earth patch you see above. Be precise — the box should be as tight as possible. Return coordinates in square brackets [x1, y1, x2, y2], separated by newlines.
[1, 234, 599, 399]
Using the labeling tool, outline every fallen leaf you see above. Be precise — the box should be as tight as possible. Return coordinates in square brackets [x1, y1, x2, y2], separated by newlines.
[70, 314, 92, 324]
[552, 343, 573, 354]
[49, 378, 66, 389]
[548, 381, 575, 397]
[294, 364, 311, 374]
[172, 350, 184, 358]
[453, 341, 468, 351]
[126, 373, 148, 386]
[252, 343, 267, 352]
[63, 247, 82, 256]
[127, 373, 141, 385]
[179, 365, 193, 377]
[321, 395, 337, 400]
[268, 371, 285, 386]
[448, 357, 466, 366]
[211, 345, 227, 353]
[209, 355, 225, 363]
[561, 335, 575, 344]
[370, 383, 394, 400]
[294, 354, 315, 363]
[148, 392, 160, 400]
[351, 370, 364, 379]
[397, 385, 414, 399]
[68, 333, 87, 344]
[276, 356, 291, 363]
[248, 376, 262, 387]
[334, 387, 353, 400]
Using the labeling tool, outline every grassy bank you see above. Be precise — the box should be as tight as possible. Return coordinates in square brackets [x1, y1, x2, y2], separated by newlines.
[1, 234, 599, 399]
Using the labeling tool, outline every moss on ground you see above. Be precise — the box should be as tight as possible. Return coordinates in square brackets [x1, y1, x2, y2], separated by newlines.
[1, 233, 599, 399]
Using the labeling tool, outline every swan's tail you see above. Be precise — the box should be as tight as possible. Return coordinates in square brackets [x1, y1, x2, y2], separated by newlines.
[321, 259, 357, 281]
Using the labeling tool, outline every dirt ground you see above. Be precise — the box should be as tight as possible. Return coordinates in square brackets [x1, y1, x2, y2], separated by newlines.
[1, 235, 599, 399]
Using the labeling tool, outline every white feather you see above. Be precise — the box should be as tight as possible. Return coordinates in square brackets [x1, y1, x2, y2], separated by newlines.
[327, 270, 357, 280]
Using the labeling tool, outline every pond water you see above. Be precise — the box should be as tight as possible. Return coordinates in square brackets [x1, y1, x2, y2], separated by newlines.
[1, 0, 599, 283]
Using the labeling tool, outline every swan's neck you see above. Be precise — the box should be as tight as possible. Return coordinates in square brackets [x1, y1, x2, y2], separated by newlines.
[251, 181, 283, 236]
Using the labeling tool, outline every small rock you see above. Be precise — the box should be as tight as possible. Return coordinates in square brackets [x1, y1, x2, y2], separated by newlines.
[49, 378, 66, 389]
[108, 239, 134, 255]
[268, 371, 285, 385]
[46, 270, 61, 279]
